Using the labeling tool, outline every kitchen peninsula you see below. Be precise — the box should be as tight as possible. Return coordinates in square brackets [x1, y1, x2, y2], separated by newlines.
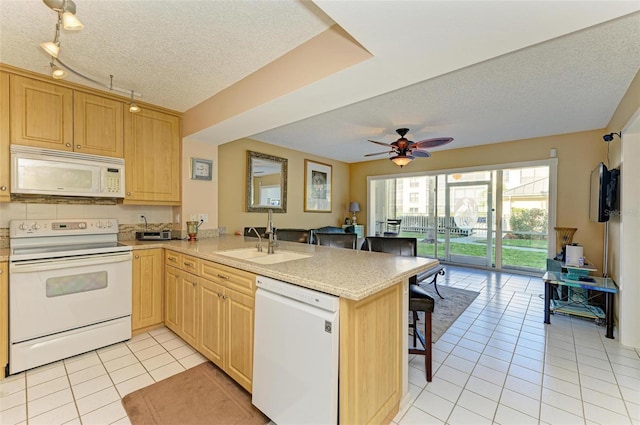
[126, 235, 439, 424]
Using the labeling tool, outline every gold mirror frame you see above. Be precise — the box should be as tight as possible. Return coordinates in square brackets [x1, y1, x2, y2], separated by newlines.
[246, 150, 288, 213]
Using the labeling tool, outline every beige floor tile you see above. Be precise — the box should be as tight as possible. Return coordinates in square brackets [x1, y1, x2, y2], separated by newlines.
[114, 373, 154, 398]
[27, 388, 74, 419]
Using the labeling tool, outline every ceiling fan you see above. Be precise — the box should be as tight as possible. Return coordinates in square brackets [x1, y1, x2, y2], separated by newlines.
[365, 128, 454, 167]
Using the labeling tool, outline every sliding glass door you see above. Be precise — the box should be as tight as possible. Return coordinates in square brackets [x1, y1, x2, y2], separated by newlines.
[444, 172, 493, 267]
[367, 160, 554, 273]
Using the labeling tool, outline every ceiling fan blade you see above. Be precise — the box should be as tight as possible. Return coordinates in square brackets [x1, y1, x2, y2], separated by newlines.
[364, 151, 393, 157]
[414, 137, 454, 149]
[368, 139, 394, 148]
[412, 150, 431, 158]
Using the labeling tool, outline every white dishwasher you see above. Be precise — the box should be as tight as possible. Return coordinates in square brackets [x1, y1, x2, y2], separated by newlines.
[252, 276, 339, 425]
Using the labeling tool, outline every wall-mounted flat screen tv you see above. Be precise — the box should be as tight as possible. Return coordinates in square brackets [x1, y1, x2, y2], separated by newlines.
[589, 162, 619, 222]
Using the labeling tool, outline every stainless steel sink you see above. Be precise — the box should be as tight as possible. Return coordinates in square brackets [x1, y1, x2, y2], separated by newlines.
[217, 248, 311, 264]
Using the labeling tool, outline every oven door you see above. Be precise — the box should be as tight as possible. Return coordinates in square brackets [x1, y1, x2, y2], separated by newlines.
[9, 251, 132, 343]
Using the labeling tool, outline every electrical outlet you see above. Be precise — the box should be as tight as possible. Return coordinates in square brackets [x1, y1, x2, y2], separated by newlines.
[198, 213, 208, 223]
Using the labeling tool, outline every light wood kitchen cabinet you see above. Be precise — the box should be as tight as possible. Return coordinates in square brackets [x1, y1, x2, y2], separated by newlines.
[164, 251, 200, 348]
[199, 278, 224, 365]
[0, 262, 7, 376]
[164, 250, 256, 392]
[164, 264, 181, 332]
[9, 75, 124, 157]
[199, 268, 255, 392]
[73, 91, 124, 157]
[132, 249, 164, 332]
[180, 270, 199, 348]
[0, 72, 10, 202]
[123, 108, 181, 205]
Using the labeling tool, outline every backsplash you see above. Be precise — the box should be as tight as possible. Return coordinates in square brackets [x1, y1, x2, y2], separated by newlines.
[0, 223, 220, 248]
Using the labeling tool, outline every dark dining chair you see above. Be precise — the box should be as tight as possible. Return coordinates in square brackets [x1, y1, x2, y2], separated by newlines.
[384, 219, 402, 236]
[315, 232, 357, 249]
[363, 236, 433, 381]
[276, 228, 311, 244]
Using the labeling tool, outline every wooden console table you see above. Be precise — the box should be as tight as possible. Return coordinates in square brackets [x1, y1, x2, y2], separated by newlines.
[543, 271, 618, 339]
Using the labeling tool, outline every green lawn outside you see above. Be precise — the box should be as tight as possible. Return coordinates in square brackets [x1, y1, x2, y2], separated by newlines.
[401, 231, 547, 270]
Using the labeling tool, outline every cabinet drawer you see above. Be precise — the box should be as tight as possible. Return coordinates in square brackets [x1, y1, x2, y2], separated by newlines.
[200, 261, 255, 295]
[181, 254, 200, 275]
[165, 251, 181, 267]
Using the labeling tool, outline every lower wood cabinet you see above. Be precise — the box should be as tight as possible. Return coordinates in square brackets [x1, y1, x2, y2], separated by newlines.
[132, 249, 164, 332]
[164, 250, 256, 392]
[199, 273, 254, 392]
[0, 262, 7, 376]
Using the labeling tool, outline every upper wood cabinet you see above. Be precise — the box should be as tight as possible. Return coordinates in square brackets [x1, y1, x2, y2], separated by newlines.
[9, 75, 124, 158]
[123, 108, 181, 205]
[0, 72, 10, 202]
[73, 91, 124, 157]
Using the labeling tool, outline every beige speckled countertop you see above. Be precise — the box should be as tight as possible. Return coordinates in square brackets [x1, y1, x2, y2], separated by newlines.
[123, 235, 439, 301]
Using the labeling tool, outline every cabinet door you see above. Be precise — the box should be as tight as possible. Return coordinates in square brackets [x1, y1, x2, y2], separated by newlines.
[74, 91, 124, 157]
[10, 75, 73, 150]
[0, 262, 7, 375]
[180, 271, 199, 348]
[199, 278, 224, 367]
[0, 72, 9, 202]
[123, 109, 181, 205]
[132, 249, 163, 331]
[225, 287, 255, 392]
[164, 265, 181, 333]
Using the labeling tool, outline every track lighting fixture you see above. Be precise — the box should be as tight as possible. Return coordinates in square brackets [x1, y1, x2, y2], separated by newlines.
[40, 0, 142, 112]
[603, 132, 621, 142]
[43, 0, 84, 30]
[50, 62, 67, 79]
[129, 90, 141, 113]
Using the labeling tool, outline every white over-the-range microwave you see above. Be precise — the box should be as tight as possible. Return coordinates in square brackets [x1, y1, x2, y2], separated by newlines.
[10, 144, 125, 198]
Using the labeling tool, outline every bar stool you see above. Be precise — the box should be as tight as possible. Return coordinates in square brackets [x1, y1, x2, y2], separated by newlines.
[363, 236, 433, 382]
[409, 283, 434, 382]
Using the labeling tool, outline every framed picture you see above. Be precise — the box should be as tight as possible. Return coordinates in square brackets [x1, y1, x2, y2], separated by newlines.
[304, 159, 332, 212]
[191, 158, 213, 181]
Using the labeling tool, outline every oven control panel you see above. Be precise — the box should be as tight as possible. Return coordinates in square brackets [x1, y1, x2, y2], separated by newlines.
[10, 218, 119, 237]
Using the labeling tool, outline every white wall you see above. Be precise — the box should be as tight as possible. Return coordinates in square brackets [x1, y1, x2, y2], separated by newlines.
[619, 108, 640, 348]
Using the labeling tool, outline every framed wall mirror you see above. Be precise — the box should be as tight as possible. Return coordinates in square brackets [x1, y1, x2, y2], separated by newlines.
[246, 150, 288, 213]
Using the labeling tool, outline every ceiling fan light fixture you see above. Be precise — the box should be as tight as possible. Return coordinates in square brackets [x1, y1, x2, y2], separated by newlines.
[390, 154, 414, 167]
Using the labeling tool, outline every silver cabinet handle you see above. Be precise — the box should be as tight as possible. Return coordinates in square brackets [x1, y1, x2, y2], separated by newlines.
[127, 192, 131, 196]
[135, 255, 139, 259]
[0, 269, 3, 274]
[168, 257, 177, 262]
[65, 143, 71, 147]
[0, 186, 6, 191]
[191, 281, 197, 287]
[76, 145, 81, 149]
[217, 292, 223, 298]
[217, 274, 230, 280]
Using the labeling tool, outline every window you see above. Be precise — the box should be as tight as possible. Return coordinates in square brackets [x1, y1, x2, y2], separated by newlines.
[409, 193, 419, 202]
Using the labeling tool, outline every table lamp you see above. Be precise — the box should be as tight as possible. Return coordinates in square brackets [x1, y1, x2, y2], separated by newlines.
[349, 202, 360, 225]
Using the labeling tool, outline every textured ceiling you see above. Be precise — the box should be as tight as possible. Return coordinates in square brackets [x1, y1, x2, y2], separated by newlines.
[0, 0, 334, 111]
[251, 12, 640, 162]
[1, 1, 638, 164]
